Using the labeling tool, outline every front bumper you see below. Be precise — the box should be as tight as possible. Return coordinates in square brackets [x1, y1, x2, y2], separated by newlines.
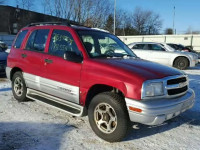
[125, 89, 195, 125]
[190, 59, 198, 67]
[195, 59, 199, 65]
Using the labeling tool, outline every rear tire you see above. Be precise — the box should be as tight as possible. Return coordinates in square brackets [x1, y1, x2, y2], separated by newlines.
[88, 92, 129, 142]
[173, 57, 189, 70]
[12, 71, 27, 102]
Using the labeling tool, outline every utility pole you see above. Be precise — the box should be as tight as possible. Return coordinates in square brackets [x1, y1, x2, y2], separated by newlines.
[173, 6, 176, 34]
[114, 0, 116, 35]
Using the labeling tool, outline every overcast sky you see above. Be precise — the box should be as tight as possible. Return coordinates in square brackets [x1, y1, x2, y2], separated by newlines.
[4, 0, 200, 34]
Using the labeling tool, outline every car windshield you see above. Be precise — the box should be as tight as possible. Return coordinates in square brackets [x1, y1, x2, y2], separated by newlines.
[164, 44, 175, 51]
[168, 44, 178, 50]
[179, 44, 185, 49]
[77, 30, 136, 58]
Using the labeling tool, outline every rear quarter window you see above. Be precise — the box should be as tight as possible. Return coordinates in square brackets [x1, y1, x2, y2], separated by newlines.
[14, 30, 28, 49]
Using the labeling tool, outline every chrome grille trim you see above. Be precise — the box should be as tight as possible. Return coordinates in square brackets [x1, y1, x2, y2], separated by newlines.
[166, 81, 188, 90]
[142, 75, 189, 100]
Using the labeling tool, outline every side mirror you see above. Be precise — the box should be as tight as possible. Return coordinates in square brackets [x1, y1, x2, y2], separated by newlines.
[63, 51, 83, 63]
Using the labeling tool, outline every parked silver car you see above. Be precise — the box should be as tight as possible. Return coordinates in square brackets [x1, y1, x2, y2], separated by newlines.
[128, 42, 198, 70]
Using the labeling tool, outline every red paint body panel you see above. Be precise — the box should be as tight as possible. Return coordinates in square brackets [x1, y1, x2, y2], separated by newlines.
[7, 25, 183, 106]
[79, 58, 182, 104]
[42, 54, 82, 87]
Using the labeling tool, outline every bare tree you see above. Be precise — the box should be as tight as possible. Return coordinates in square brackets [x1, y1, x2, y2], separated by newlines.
[115, 9, 132, 35]
[105, 14, 114, 33]
[41, 0, 78, 21]
[145, 12, 162, 34]
[132, 7, 162, 35]
[42, 0, 54, 15]
[165, 28, 174, 34]
[41, 0, 112, 28]
[89, 0, 112, 28]
[131, 7, 146, 34]
[64, 0, 75, 20]
[16, 0, 35, 10]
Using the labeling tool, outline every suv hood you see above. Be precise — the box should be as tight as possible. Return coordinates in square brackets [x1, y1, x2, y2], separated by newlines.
[93, 58, 183, 81]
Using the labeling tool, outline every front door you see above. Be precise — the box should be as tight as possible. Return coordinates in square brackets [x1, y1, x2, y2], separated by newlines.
[131, 44, 148, 60]
[41, 29, 82, 104]
[145, 44, 169, 65]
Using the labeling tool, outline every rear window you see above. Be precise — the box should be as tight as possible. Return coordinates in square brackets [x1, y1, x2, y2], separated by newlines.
[14, 30, 28, 49]
[25, 29, 49, 52]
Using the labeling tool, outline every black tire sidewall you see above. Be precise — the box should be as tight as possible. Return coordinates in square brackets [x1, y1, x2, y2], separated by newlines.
[174, 57, 188, 70]
[88, 92, 129, 142]
[12, 71, 27, 102]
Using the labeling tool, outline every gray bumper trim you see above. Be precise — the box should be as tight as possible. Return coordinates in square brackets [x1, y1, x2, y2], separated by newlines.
[6, 67, 12, 80]
[125, 89, 195, 125]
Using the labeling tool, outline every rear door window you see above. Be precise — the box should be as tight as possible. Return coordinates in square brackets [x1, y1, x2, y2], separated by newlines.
[14, 30, 28, 49]
[25, 29, 49, 52]
[132, 44, 145, 49]
[148, 44, 165, 51]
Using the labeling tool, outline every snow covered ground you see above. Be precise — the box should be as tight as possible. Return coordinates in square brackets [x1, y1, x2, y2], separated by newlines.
[0, 65, 200, 150]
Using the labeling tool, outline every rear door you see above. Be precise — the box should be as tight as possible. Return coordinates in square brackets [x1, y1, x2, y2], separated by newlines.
[131, 44, 148, 60]
[22, 29, 50, 90]
[10, 30, 28, 71]
[41, 28, 82, 104]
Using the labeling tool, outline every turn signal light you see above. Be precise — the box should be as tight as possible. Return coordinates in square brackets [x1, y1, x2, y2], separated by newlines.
[129, 106, 142, 113]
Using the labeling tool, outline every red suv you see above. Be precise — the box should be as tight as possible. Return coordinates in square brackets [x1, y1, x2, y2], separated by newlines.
[6, 22, 195, 142]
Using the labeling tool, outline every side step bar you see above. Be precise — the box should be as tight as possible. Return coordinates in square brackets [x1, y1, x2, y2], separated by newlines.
[26, 88, 86, 117]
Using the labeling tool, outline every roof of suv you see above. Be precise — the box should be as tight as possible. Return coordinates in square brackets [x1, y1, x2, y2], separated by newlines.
[22, 22, 109, 33]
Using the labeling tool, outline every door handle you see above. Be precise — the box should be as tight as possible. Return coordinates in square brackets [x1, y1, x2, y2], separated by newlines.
[21, 53, 27, 58]
[44, 59, 53, 64]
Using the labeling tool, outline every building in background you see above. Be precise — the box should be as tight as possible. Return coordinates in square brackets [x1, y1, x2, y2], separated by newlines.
[0, 5, 74, 35]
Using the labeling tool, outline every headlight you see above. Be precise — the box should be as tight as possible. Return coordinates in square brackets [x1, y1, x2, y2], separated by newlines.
[189, 54, 197, 60]
[142, 81, 164, 99]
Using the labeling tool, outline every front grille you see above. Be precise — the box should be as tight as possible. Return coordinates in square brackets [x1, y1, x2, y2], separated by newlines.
[166, 76, 188, 96]
[168, 85, 188, 95]
[167, 77, 187, 85]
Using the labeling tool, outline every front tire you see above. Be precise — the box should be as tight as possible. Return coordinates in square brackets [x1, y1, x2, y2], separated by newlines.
[88, 92, 129, 142]
[12, 71, 27, 102]
[173, 57, 189, 70]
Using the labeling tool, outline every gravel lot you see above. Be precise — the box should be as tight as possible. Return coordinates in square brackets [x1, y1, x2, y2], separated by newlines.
[0, 65, 200, 150]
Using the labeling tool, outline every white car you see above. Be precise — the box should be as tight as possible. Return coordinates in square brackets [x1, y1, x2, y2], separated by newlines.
[128, 42, 198, 70]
